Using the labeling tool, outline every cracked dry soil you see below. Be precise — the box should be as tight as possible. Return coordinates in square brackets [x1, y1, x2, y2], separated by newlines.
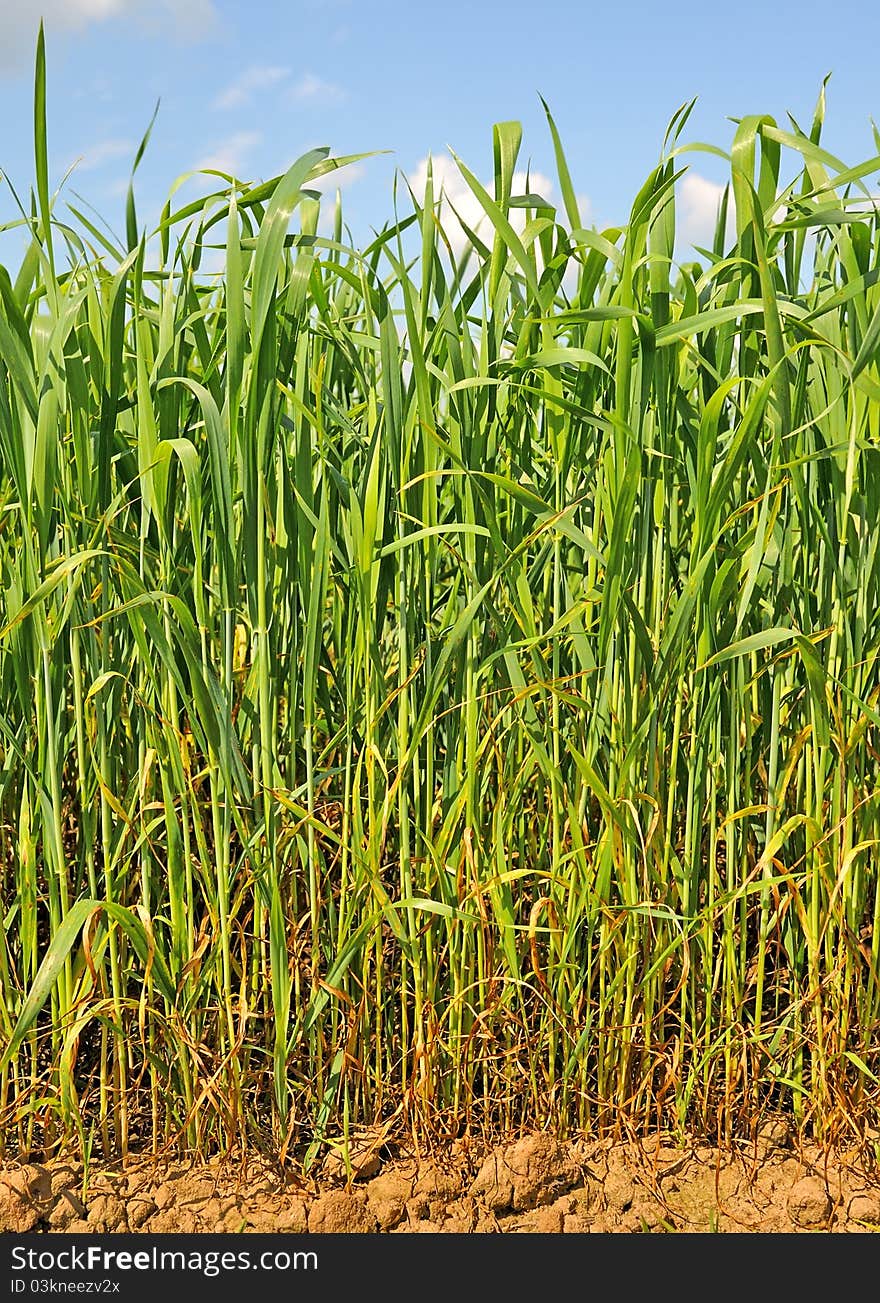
[3, 1131, 880, 1234]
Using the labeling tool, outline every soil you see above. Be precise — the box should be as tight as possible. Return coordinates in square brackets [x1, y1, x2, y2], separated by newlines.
[4, 1129, 880, 1234]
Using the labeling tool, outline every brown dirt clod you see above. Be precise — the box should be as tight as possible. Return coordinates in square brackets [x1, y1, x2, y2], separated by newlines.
[308, 1189, 378, 1234]
[322, 1144, 381, 1183]
[470, 1134, 576, 1214]
[787, 1176, 831, 1229]
[848, 1193, 880, 1225]
[0, 1167, 51, 1233]
[604, 1168, 635, 1212]
[365, 1173, 411, 1229]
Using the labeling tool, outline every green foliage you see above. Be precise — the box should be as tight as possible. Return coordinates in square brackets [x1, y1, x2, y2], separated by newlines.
[1, 39, 880, 1155]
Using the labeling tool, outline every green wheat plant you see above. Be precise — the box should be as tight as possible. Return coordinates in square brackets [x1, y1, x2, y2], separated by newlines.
[1, 30, 879, 1160]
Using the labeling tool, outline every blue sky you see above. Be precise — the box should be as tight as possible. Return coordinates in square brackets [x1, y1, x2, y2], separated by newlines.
[0, 0, 878, 262]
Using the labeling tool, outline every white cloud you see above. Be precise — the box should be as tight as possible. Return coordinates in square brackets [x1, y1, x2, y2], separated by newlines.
[213, 65, 289, 111]
[198, 130, 262, 178]
[288, 73, 344, 104]
[310, 161, 365, 193]
[73, 74, 114, 102]
[192, 134, 364, 197]
[406, 155, 479, 258]
[194, 242, 227, 276]
[68, 138, 133, 172]
[0, 1, 217, 69]
[846, 193, 880, 215]
[677, 172, 735, 252]
[406, 154, 558, 264]
[214, 67, 346, 113]
[574, 193, 593, 226]
[68, 0, 127, 17]
[149, 0, 217, 39]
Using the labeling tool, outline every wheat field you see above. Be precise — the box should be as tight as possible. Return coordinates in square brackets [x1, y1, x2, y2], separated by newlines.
[1, 32, 880, 1162]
